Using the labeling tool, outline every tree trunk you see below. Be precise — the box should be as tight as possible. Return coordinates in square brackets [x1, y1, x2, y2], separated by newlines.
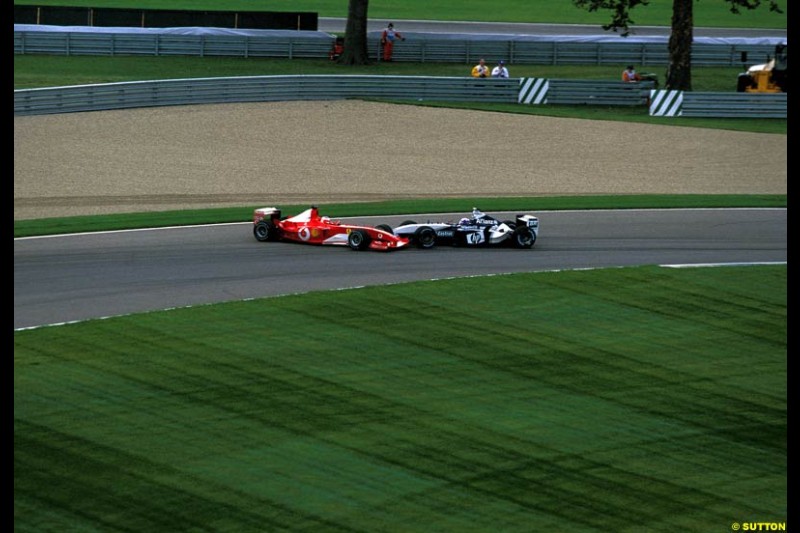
[666, 0, 693, 90]
[338, 0, 371, 65]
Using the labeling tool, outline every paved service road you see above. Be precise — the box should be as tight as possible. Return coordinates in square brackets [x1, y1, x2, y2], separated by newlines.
[318, 18, 787, 39]
[14, 209, 787, 330]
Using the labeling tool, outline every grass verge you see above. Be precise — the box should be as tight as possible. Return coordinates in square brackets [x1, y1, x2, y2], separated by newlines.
[14, 264, 787, 531]
[404, 100, 787, 134]
[12, 56, 774, 95]
[13, 194, 788, 238]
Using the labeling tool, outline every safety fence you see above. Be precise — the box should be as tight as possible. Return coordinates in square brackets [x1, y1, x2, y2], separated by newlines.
[13, 75, 520, 116]
[14, 28, 782, 67]
[519, 78, 655, 106]
[14, 75, 786, 118]
[14, 29, 333, 59]
[649, 90, 787, 118]
[519, 78, 786, 117]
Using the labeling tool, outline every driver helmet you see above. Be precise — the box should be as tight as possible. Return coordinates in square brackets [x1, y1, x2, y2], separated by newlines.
[459, 217, 470, 225]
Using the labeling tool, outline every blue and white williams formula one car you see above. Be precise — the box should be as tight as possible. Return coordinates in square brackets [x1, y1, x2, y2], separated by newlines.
[388, 208, 539, 249]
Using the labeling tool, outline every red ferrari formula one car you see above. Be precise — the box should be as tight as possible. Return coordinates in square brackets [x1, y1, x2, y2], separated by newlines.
[253, 206, 410, 251]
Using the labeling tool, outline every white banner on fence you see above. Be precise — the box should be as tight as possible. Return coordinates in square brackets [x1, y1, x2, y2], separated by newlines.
[518, 78, 549, 105]
[649, 90, 683, 117]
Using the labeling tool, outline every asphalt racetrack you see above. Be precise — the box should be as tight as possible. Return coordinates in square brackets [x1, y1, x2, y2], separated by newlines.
[14, 208, 787, 330]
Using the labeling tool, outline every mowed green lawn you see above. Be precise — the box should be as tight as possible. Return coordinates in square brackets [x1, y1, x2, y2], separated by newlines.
[14, 265, 786, 532]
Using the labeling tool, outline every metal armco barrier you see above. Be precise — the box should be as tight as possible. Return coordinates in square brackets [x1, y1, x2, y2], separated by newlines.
[15, 75, 786, 118]
[648, 90, 786, 117]
[14, 30, 333, 59]
[13, 75, 519, 116]
[14, 28, 782, 67]
[519, 78, 654, 106]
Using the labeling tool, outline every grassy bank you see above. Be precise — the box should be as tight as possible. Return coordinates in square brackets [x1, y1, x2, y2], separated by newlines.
[11, 56, 771, 94]
[14, 264, 787, 531]
[13, 194, 788, 238]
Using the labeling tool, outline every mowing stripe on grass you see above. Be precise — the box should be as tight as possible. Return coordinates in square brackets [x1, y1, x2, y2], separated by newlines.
[15, 265, 785, 531]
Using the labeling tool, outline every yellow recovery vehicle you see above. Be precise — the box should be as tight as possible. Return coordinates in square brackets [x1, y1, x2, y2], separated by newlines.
[737, 43, 787, 93]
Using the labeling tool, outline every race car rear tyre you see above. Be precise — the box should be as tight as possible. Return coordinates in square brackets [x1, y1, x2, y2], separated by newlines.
[512, 226, 536, 249]
[347, 229, 371, 251]
[415, 226, 437, 249]
[254, 220, 277, 242]
[503, 220, 517, 230]
[375, 224, 394, 234]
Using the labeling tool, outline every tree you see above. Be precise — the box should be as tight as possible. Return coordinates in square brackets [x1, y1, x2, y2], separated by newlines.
[338, 0, 371, 65]
[573, 0, 784, 90]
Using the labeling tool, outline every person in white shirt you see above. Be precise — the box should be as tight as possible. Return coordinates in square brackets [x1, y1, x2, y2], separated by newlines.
[491, 60, 509, 78]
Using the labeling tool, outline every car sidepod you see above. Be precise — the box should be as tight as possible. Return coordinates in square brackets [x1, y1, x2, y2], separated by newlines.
[487, 223, 515, 245]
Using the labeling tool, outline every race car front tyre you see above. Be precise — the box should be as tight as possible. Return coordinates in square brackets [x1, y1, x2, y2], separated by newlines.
[512, 226, 536, 249]
[375, 224, 394, 235]
[415, 226, 437, 249]
[254, 220, 277, 242]
[348, 229, 371, 251]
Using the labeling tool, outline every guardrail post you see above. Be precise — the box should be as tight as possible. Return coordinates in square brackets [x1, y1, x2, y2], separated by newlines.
[66, 32, 70, 56]
[288, 41, 293, 59]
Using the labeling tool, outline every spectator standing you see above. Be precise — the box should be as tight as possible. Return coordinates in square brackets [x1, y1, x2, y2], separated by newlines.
[491, 60, 509, 78]
[622, 65, 642, 82]
[380, 22, 405, 62]
[471, 58, 489, 78]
